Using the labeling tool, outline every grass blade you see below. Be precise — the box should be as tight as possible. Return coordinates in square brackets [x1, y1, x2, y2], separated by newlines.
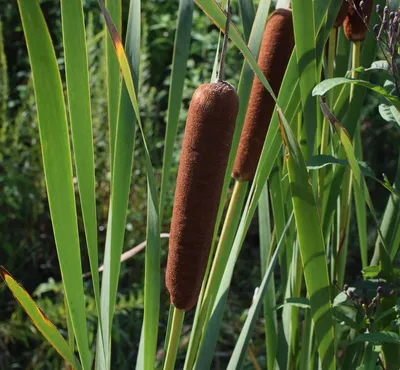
[258, 183, 278, 369]
[97, 1, 161, 368]
[0, 267, 81, 369]
[60, 0, 102, 351]
[105, 0, 121, 175]
[227, 213, 293, 369]
[279, 109, 336, 369]
[291, 0, 317, 154]
[159, 0, 194, 222]
[16, 1, 91, 367]
[238, 0, 255, 42]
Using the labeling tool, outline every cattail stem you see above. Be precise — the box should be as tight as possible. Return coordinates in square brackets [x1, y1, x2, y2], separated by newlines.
[217, 0, 231, 82]
[335, 39, 361, 284]
[163, 307, 185, 370]
[183, 180, 248, 370]
[318, 28, 337, 205]
[351, 41, 361, 98]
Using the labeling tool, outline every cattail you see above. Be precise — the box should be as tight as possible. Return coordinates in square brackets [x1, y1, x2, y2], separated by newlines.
[334, 0, 350, 28]
[166, 81, 239, 311]
[343, 0, 374, 42]
[232, 9, 294, 181]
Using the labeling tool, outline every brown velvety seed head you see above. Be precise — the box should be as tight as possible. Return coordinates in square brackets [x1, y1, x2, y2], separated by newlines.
[343, 0, 374, 41]
[334, 1, 350, 28]
[232, 8, 294, 181]
[166, 82, 239, 311]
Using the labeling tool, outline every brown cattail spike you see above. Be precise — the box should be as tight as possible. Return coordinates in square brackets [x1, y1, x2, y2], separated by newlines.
[166, 82, 239, 311]
[334, 1, 350, 28]
[232, 8, 294, 181]
[344, 0, 374, 42]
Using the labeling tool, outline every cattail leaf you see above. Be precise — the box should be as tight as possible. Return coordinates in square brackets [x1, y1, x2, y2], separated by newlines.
[238, 0, 255, 42]
[319, 99, 395, 281]
[227, 213, 293, 370]
[105, 0, 121, 176]
[258, 183, 278, 370]
[59, 0, 103, 354]
[194, 0, 277, 101]
[353, 127, 368, 268]
[159, 0, 194, 222]
[0, 267, 81, 370]
[371, 154, 400, 264]
[97, 0, 161, 368]
[291, 0, 318, 154]
[313, 78, 400, 111]
[321, 1, 385, 243]
[16, 1, 91, 368]
[278, 108, 336, 369]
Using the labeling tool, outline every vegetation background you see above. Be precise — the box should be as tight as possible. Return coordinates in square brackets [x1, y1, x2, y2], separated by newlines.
[0, 0, 398, 368]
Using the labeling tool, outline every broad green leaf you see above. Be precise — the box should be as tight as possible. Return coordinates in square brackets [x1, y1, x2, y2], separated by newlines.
[0, 267, 81, 370]
[97, 1, 161, 369]
[313, 78, 400, 111]
[16, 1, 91, 368]
[379, 103, 400, 129]
[159, 0, 194, 222]
[227, 213, 293, 369]
[279, 108, 335, 369]
[59, 0, 102, 354]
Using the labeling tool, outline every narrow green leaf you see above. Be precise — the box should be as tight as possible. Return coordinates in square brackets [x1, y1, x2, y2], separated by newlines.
[159, 0, 194, 222]
[353, 125, 368, 268]
[194, 0, 277, 102]
[279, 108, 336, 369]
[97, 1, 161, 368]
[105, 0, 121, 175]
[319, 99, 394, 279]
[16, 1, 91, 367]
[238, 0, 255, 42]
[291, 0, 317, 153]
[258, 184, 277, 370]
[0, 267, 81, 369]
[227, 214, 293, 369]
[60, 0, 102, 353]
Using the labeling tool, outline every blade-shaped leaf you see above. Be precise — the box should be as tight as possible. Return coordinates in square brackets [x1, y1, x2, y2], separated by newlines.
[16, 1, 91, 368]
[0, 266, 81, 370]
[97, 1, 161, 368]
[59, 0, 102, 354]
[279, 108, 336, 369]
